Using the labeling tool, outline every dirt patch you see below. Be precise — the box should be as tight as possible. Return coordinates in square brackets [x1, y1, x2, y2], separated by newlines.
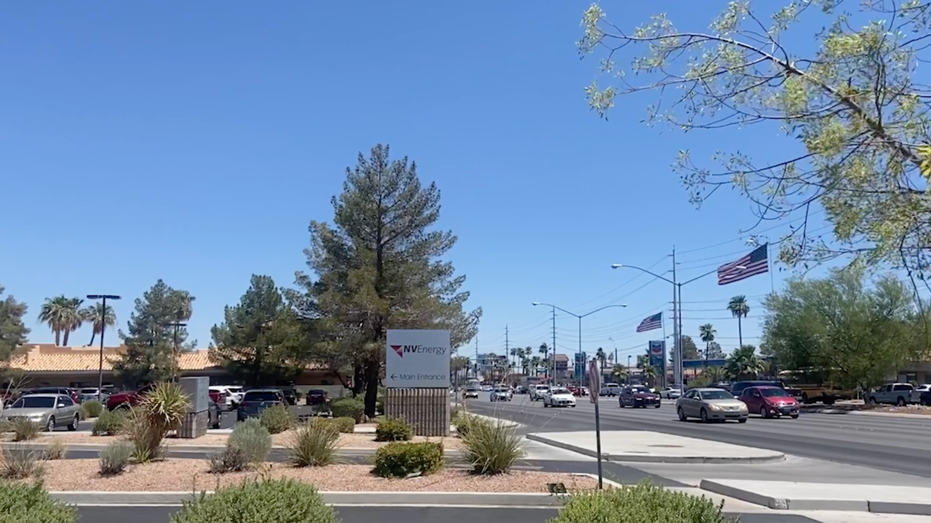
[31, 460, 593, 493]
[36, 432, 464, 450]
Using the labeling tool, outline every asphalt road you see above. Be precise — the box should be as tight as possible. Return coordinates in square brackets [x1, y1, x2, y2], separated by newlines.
[75, 505, 820, 523]
[466, 395, 931, 478]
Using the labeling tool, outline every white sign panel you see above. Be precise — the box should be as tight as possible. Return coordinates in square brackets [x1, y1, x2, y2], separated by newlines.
[386, 329, 451, 388]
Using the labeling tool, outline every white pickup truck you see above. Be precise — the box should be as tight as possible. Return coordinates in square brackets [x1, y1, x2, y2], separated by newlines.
[867, 383, 920, 406]
[530, 384, 550, 402]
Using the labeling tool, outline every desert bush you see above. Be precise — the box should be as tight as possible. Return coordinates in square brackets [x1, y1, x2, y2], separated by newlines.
[452, 411, 489, 438]
[2, 444, 44, 479]
[324, 416, 355, 433]
[92, 409, 126, 436]
[170, 478, 339, 523]
[372, 441, 444, 478]
[80, 400, 104, 419]
[461, 418, 525, 474]
[288, 419, 339, 467]
[124, 382, 190, 462]
[259, 404, 294, 435]
[208, 446, 249, 474]
[374, 416, 413, 442]
[11, 418, 42, 441]
[550, 480, 737, 523]
[44, 438, 66, 460]
[329, 396, 364, 422]
[0, 419, 12, 433]
[98, 440, 133, 476]
[0, 481, 76, 523]
[228, 418, 272, 465]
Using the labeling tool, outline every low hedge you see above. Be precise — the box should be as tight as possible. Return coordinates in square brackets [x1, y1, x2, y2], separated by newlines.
[0, 482, 76, 523]
[372, 441, 444, 478]
[170, 478, 339, 523]
[550, 481, 737, 523]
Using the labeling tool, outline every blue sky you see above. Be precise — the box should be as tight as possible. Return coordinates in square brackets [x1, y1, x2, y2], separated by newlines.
[1, 1, 835, 362]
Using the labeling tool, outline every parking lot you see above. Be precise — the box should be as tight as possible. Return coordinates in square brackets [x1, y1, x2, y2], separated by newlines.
[67, 403, 323, 432]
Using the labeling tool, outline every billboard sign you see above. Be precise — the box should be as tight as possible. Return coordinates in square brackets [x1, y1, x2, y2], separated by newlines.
[648, 340, 665, 369]
[386, 330, 451, 388]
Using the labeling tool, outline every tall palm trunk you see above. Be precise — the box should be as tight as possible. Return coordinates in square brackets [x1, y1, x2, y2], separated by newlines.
[737, 317, 743, 347]
[89, 331, 97, 346]
[54, 330, 61, 346]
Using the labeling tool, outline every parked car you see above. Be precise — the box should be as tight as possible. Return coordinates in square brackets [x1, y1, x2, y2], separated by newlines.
[738, 386, 799, 419]
[867, 383, 919, 405]
[77, 388, 109, 403]
[237, 389, 287, 421]
[660, 387, 682, 399]
[619, 385, 661, 408]
[209, 386, 240, 410]
[676, 388, 748, 423]
[107, 384, 156, 411]
[490, 387, 512, 402]
[208, 398, 222, 429]
[22, 387, 81, 405]
[0, 393, 81, 432]
[305, 389, 329, 406]
[543, 387, 577, 408]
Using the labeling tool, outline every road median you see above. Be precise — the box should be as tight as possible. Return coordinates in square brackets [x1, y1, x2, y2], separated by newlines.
[526, 431, 785, 464]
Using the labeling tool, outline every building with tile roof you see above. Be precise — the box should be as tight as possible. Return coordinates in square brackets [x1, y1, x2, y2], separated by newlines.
[6, 344, 341, 390]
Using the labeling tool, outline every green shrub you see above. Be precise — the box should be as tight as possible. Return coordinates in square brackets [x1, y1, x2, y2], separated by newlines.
[98, 440, 133, 476]
[329, 396, 364, 422]
[331, 417, 356, 433]
[259, 404, 294, 434]
[170, 478, 339, 523]
[133, 382, 191, 460]
[550, 481, 737, 523]
[376, 388, 385, 415]
[123, 408, 162, 463]
[0, 481, 76, 523]
[461, 418, 525, 474]
[209, 446, 248, 474]
[372, 441, 444, 478]
[11, 418, 41, 441]
[374, 416, 413, 442]
[79, 400, 104, 419]
[92, 409, 126, 436]
[2, 444, 44, 479]
[288, 420, 340, 467]
[228, 418, 272, 465]
[44, 438, 66, 460]
[0, 419, 12, 433]
[452, 411, 489, 438]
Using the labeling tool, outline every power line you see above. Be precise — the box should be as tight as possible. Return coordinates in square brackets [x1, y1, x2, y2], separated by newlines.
[676, 210, 825, 255]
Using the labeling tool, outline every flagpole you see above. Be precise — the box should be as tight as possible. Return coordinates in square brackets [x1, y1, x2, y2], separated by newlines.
[767, 243, 775, 294]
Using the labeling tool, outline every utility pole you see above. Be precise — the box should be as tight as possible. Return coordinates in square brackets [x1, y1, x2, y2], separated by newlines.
[504, 325, 509, 384]
[671, 246, 681, 388]
[474, 336, 479, 381]
[162, 307, 187, 382]
[86, 294, 121, 401]
[551, 306, 557, 385]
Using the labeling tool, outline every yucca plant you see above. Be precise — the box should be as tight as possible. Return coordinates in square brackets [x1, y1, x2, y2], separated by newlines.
[132, 382, 191, 460]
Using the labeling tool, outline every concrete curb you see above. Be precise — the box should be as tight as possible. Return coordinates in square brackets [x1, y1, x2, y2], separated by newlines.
[526, 434, 785, 464]
[51, 491, 569, 507]
[699, 480, 931, 515]
[1, 442, 464, 457]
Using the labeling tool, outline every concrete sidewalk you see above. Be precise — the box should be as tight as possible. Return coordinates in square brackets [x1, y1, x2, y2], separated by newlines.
[527, 431, 785, 463]
[701, 479, 931, 515]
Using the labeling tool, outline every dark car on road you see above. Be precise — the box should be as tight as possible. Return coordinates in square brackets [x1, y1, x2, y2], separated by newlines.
[305, 389, 329, 406]
[237, 389, 287, 422]
[619, 385, 661, 408]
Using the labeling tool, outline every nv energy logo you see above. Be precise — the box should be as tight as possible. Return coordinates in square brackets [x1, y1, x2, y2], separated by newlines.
[390, 344, 448, 358]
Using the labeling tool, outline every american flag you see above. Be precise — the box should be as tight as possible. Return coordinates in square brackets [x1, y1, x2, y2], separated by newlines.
[636, 312, 662, 333]
[717, 244, 769, 285]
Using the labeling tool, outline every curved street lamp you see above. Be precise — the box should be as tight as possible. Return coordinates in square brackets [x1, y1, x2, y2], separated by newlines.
[531, 302, 627, 386]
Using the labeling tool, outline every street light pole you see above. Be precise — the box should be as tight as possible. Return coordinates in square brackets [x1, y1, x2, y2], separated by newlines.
[532, 302, 628, 389]
[163, 308, 187, 382]
[87, 294, 121, 402]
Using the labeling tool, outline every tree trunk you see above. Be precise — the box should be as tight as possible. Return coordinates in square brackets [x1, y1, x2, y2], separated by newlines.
[352, 364, 365, 396]
[737, 317, 743, 347]
[363, 359, 379, 418]
[89, 332, 97, 346]
[63, 330, 70, 346]
[54, 330, 61, 347]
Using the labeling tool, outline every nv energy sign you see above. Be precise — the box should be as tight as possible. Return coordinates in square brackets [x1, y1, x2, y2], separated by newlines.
[386, 329, 451, 388]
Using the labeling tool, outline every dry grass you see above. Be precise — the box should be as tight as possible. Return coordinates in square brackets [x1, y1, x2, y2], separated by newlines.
[32, 459, 595, 492]
[36, 432, 464, 450]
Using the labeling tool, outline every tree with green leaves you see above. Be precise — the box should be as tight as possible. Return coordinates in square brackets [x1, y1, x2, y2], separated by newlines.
[726, 345, 765, 381]
[579, 1, 931, 293]
[595, 347, 607, 372]
[679, 335, 699, 361]
[0, 284, 29, 363]
[210, 275, 305, 387]
[705, 341, 725, 360]
[727, 296, 751, 347]
[610, 364, 628, 383]
[641, 364, 658, 387]
[763, 268, 923, 390]
[38, 296, 85, 346]
[83, 302, 116, 346]
[113, 280, 195, 387]
[698, 323, 716, 361]
[294, 144, 481, 417]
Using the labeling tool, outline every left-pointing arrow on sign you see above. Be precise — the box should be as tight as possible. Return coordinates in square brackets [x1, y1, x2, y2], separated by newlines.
[390, 374, 398, 380]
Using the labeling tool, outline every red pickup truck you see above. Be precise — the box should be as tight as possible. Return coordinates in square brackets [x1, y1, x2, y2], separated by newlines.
[107, 383, 222, 410]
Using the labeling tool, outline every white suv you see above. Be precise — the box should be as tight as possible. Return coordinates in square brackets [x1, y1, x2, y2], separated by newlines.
[531, 385, 550, 402]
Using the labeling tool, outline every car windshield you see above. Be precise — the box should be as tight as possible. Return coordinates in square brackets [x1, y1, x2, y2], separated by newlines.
[760, 388, 792, 398]
[11, 396, 55, 409]
[552, 388, 570, 394]
[243, 391, 279, 402]
[701, 390, 734, 400]
[629, 387, 649, 394]
[79, 388, 98, 394]
[309, 390, 326, 395]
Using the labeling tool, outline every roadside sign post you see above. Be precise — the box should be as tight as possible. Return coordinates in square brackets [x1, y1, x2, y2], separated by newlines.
[587, 360, 603, 489]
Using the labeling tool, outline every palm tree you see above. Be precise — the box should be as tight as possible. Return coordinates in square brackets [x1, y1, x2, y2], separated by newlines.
[530, 356, 542, 377]
[641, 365, 659, 388]
[725, 345, 764, 381]
[698, 323, 716, 366]
[610, 364, 628, 383]
[83, 302, 117, 346]
[701, 365, 726, 383]
[38, 296, 85, 346]
[727, 295, 751, 347]
[595, 347, 606, 372]
[509, 347, 521, 369]
[538, 343, 550, 380]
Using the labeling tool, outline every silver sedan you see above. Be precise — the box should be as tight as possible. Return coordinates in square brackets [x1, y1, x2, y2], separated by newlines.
[676, 388, 748, 423]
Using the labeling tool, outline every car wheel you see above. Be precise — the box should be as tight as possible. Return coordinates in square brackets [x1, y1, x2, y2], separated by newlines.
[790, 414, 799, 419]
[654, 403, 661, 409]
[46, 417, 55, 432]
[68, 415, 79, 431]
[868, 397, 877, 405]
[618, 401, 624, 408]
[677, 408, 687, 421]
[700, 408, 710, 423]
[738, 417, 748, 423]
[571, 404, 576, 408]
[760, 405, 769, 419]
[897, 396, 907, 406]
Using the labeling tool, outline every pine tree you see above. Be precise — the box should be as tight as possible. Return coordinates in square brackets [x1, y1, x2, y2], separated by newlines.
[0, 284, 29, 363]
[295, 144, 481, 417]
[113, 280, 195, 387]
[210, 275, 304, 386]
